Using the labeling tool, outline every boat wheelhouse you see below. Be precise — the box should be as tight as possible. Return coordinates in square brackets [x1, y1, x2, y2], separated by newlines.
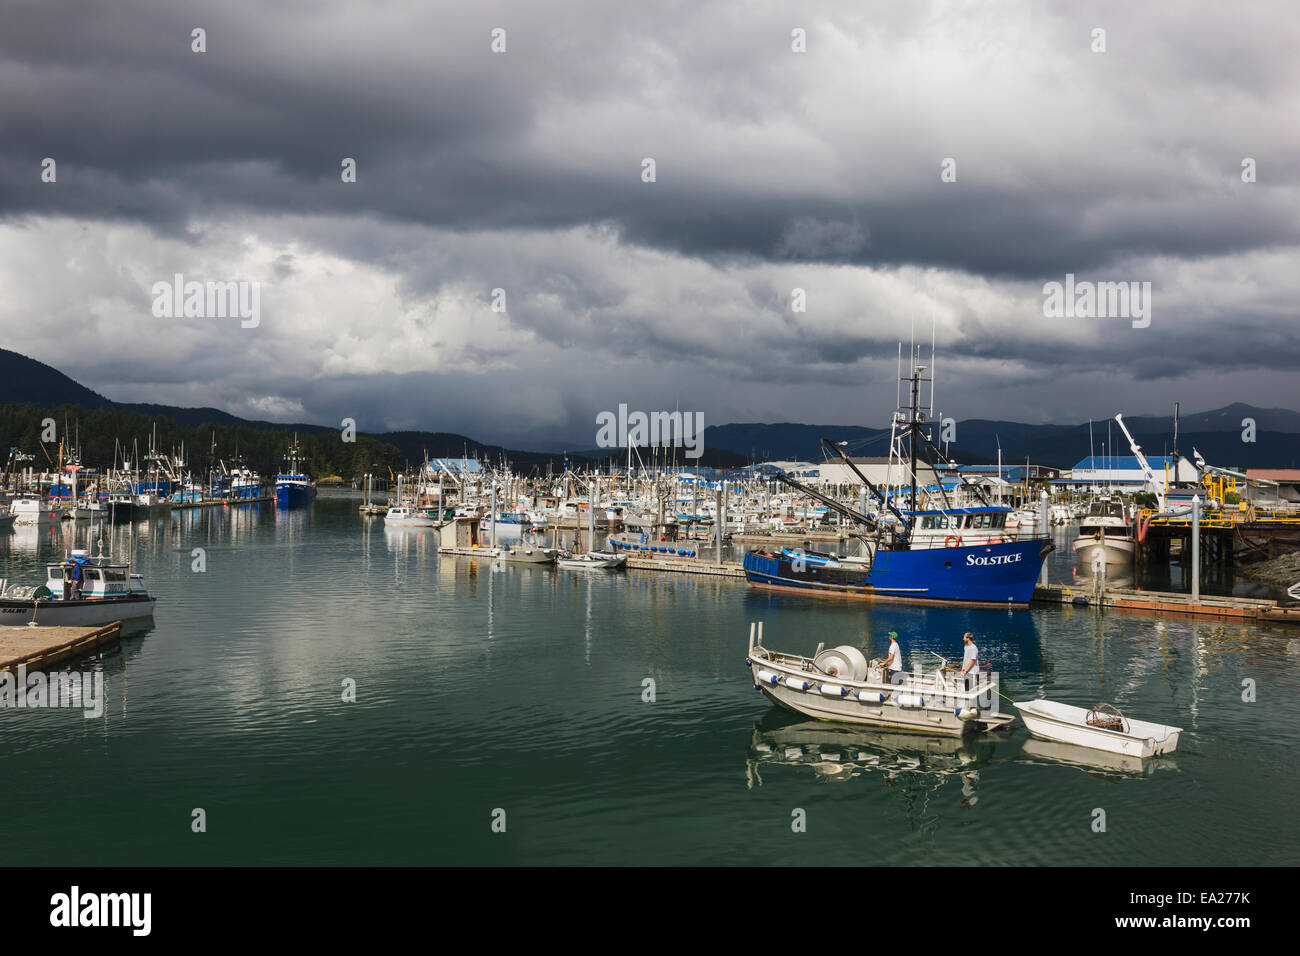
[904, 506, 1012, 549]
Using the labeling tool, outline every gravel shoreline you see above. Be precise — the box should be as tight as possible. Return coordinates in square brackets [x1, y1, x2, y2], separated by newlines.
[1240, 550, 1300, 588]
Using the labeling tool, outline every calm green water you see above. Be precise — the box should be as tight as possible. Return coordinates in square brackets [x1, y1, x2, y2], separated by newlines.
[2, 492, 1297, 865]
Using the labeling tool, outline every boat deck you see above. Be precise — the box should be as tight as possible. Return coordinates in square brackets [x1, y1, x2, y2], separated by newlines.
[0, 622, 124, 674]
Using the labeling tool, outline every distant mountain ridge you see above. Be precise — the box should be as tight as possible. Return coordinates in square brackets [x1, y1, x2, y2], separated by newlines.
[704, 411, 1300, 469]
[5, 347, 1298, 470]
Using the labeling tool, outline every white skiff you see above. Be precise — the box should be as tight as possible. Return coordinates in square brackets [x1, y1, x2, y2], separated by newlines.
[1013, 699, 1182, 759]
[556, 551, 627, 570]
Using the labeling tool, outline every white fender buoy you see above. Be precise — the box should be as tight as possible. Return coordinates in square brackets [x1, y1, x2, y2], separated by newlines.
[896, 694, 926, 708]
[819, 683, 849, 697]
[956, 707, 979, 721]
[783, 676, 811, 691]
[756, 670, 779, 685]
[857, 690, 885, 703]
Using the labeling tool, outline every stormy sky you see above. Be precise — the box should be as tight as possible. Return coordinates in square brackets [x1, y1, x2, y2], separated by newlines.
[1, 0, 1297, 450]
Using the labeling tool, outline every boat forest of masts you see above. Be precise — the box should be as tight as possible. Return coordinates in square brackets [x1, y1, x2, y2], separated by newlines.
[3, 362, 1298, 590]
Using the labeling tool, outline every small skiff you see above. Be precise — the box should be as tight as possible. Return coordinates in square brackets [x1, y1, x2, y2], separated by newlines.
[1013, 699, 1182, 759]
[556, 551, 627, 570]
[499, 546, 557, 565]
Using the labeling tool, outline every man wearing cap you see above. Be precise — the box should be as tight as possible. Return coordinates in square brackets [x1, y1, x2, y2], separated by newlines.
[883, 631, 904, 685]
[959, 632, 980, 689]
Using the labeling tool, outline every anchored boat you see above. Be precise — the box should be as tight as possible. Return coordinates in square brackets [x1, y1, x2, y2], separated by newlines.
[746, 622, 1014, 736]
[0, 549, 156, 626]
[275, 435, 316, 509]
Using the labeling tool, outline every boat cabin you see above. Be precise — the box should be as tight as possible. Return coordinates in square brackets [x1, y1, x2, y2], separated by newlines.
[44, 551, 146, 600]
[907, 507, 1010, 532]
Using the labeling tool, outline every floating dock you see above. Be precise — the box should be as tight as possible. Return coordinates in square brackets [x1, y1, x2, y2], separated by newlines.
[1033, 584, 1296, 624]
[0, 622, 124, 674]
[625, 556, 746, 578]
[171, 496, 274, 510]
[437, 546, 500, 558]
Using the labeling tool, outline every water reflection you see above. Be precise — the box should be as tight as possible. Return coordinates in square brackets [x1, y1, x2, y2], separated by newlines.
[1016, 736, 1170, 779]
[745, 711, 1008, 824]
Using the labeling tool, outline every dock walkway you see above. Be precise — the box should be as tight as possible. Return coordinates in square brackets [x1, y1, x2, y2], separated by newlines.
[625, 557, 745, 578]
[0, 622, 124, 674]
[1033, 585, 1292, 623]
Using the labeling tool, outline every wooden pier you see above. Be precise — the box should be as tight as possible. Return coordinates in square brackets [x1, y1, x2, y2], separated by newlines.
[0, 622, 124, 674]
[1032, 584, 1295, 624]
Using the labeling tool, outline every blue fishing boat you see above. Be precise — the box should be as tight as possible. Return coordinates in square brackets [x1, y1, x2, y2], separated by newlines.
[743, 358, 1052, 607]
[275, 436, 316, 509]
[744, 538, 1050, 605]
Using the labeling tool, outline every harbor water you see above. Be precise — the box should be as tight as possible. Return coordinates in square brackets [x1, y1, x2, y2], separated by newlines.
[1, 492, 1296, 865]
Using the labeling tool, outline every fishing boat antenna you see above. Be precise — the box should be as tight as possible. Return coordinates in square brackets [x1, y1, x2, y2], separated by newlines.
[1172, 401, 1180, 465]
[929, 317, 936, 415]
[895, 343, 901, 411]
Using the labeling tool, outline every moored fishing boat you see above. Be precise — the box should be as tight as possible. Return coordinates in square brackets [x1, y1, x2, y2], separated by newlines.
[1072, 497, 1134, 565]
[746, 622, 1013, 736]
[384, 505, 438, 527]
[744, 537, 1050, 606]
[0, 549, 156, 626]
[275, 435, 316, 509]
[9, 494, 60, 526]
[743, 359, 1053, 608]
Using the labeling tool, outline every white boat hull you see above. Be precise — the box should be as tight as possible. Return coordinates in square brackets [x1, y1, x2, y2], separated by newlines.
[0, 596, 157, 627]
[1013, 699, 1181, 759]
[1072, 535, 1134, 565]
[385, 515, 438, 527]
[499, 548, 557, 564]
[557, 553, 627, 570]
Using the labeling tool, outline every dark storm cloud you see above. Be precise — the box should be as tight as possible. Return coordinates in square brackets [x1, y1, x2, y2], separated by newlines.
[1, 0, 1298, 442]
[3, 0, 1296, 275]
